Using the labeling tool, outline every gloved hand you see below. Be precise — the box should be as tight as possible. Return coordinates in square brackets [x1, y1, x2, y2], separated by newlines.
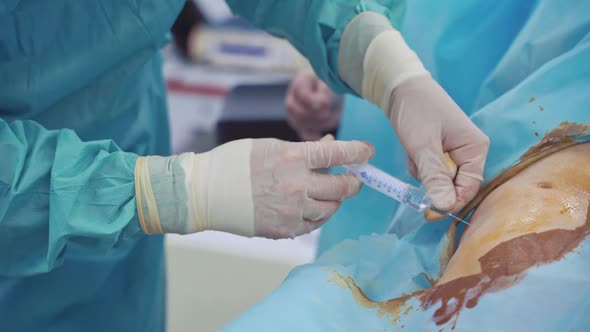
[286, 70, 342, 141]
[337, 12, 489, 219]
[135, 136, 374, 239]
[388, 76, 489, 219]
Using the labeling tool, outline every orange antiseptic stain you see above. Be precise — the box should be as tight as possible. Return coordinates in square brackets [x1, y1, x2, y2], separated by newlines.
[402, 305, 413, 317]
[537, 181, 553, 189]
[329, 205, 590, 328]
[420, 207, 589, 325]
[327, 272, 415, 325]
[540, 122, 590, 140]
[522, 122, 590, 160]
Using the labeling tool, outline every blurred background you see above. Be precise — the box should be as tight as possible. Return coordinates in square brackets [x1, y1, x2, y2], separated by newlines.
[163, 1, 333, 330]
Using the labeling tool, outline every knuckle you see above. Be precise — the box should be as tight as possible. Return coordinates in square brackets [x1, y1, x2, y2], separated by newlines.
[477, 133, 491, 148]
[342, 177, 353, 194]
[333, 179, 349, 198]
[468, 128, 490, 148]
[329, 142, 347, 161]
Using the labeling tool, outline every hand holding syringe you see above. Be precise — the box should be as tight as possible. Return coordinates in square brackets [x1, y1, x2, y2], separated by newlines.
[344, 163, 470, 225]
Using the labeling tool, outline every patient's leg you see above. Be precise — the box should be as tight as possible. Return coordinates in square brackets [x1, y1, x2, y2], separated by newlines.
[439, 142, 590, 284]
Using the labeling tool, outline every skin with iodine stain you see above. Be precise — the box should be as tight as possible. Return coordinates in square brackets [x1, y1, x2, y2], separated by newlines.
[327, 141, 590, 328]
[440, 142, 590, 284]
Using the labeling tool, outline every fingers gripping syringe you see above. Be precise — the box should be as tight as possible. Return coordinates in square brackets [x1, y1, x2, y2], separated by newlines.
[344, 164, 470, 226]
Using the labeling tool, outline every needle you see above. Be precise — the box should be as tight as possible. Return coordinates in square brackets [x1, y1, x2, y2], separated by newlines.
[445, 212, 471, 226]
[430, 206, 471, 226]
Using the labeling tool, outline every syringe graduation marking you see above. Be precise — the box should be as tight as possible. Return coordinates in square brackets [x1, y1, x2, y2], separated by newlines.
[404, 189, 420, 205]
[346, 164, 414, 204]
[363, 168, 406, 198]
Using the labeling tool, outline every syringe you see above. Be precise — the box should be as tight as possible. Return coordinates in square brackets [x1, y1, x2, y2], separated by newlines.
[344, 163, 470, 226]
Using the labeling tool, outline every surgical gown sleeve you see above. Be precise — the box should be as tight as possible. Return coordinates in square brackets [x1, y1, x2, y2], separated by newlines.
[0, 118, 141, 277]
[225, 0, 405, 95]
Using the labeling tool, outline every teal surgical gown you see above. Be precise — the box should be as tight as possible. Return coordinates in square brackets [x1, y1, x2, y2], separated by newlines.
[0, 1, 405, 331]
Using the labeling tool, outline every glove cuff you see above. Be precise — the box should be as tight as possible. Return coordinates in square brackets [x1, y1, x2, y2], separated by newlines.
[338, 12, 429, 113]
[135, 154, 196, 234]
[363, 30, 430, 112]
[135, 141, 255, 237]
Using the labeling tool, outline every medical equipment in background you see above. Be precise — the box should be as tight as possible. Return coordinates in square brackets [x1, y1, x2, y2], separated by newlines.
[344, 163, 470, 225]
[188, 26, 310, 72]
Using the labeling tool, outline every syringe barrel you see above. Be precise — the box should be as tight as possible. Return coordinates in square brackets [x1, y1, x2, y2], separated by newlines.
[403, 186, 431, 212]
[344, 163, 431, 212]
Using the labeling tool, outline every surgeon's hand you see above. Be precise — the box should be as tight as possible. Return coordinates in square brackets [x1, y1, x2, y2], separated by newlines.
[247, 135, 373, 238]
[388, 76, 489, 220]
[336, 12, 489, 220]
[286, 71, 342, 141]
[135, 136, 374, 239]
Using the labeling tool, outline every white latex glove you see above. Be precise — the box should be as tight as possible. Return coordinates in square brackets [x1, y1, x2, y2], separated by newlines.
[286, 70, 342, 141]
[337, 12, 489, 219]
[389, 76, 489, 219]
[135, 136, 374, 239]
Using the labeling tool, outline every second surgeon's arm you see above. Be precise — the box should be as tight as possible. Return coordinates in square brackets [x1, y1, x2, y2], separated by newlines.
[0, 119, 141, 277]
[224, 0, 405, 96]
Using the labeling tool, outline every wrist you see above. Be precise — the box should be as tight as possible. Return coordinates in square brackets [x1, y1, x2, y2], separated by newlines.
[363, 30, 430, 113]
[194, 139, 255, 237]
[338, 12, 429, 113]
